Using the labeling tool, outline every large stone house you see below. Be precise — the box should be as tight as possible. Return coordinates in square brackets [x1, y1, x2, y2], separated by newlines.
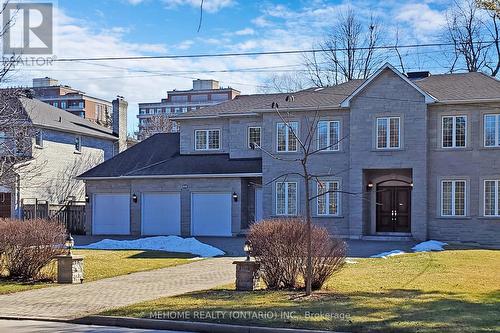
[79, 64, 500, 246]
[0, 94, 127, 218]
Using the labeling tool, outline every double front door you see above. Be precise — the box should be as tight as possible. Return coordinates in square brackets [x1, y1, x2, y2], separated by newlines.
[376, 186, 411, 233]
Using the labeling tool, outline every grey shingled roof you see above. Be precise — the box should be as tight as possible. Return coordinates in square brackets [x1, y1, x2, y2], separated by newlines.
[174, 71, 500, 119]
[78, 133, 261, 179]
[19, 97, 117, 140]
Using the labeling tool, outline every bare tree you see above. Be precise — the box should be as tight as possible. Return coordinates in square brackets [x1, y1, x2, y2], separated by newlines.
[251, 95, 360, 295]
[259, 72, 307, 93]
[446, 0, 500, 76]
[0, 89, 38, 189]
[0, 1, 18, 84]
[138, 114, 178, 141]
[304, 8, 385, 86]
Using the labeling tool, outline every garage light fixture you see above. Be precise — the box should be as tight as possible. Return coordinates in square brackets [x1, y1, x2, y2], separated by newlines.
[232, 192, 238, 202]
[132, 193, 138, 203]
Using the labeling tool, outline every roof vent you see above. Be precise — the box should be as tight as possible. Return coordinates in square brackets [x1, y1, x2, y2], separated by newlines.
[407, 71, 431, 79]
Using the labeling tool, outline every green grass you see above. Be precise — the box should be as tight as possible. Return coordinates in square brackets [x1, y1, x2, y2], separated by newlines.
[0, 249, 195, 295]
[103, 250, 500, 333]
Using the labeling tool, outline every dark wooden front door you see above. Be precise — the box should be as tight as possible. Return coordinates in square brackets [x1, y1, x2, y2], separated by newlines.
[376, 186, 411, 233]
[0, 192, 11, 218]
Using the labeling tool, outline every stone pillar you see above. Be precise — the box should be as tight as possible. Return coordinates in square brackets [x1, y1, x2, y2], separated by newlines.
[233, 260, 260, 291]
[56, 255, 84, 284]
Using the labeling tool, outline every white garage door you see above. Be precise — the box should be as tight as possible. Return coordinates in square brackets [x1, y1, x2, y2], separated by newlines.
[142, 193, 181, 236]
[191, 193, 232, 236]
[93, 194, 130, 235]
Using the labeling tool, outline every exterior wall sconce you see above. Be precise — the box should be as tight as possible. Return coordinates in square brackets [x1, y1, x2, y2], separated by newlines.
[410, 182, 414, 188]
[232, 192, 238, 202]
[132, 193, 138, 203]
[84, 194, 89, 203]
[367, 182, 374, 191]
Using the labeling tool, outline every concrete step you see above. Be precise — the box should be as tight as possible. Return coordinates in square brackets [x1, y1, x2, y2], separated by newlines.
[361, 235, 415, 242]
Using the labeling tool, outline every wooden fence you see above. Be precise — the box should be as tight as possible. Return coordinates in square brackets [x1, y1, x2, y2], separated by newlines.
[21, 199, 86, 235]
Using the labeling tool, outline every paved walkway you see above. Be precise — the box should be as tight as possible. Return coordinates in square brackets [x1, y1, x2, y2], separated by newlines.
[0, 257, 237, 321]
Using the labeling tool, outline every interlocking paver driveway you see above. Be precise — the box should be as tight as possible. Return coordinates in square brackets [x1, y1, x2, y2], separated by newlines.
[0, 257, 237, 320]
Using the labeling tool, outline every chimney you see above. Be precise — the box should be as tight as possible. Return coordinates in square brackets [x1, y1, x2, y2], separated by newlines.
[112, 96, 128, 153]
[406, 71, 431, 80]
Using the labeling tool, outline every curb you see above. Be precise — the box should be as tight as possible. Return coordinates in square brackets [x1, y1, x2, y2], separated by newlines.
[72, 315, 338, 333]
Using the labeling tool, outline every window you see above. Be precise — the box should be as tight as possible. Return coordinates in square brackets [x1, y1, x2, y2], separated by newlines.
[195, 129, 220, 150]
[484, 114, 500, 147]
[318, 120, 340, 151]
[191, 94, 208, 102]
[441, 180, 466, 216]
[171, 95, 188, 102]
[211, 93, 229, 101]
[61, 101, 67, 108]
[484, 180, 500, 216]
[276, 182, 297, 215]
[53, 101, 58, 108]
[442, 116, 467, 148]
[74, 136, 82, 152]
[248, 127, 261, 148]
[156, 108, 161, 114]
[376, 117, 400, 149]
[317, 181, 340, 216]
[35, 131, 43, 147]
[181, 107, 188, 113]
[78, 101, 84, 108]
[277, 122, 298, 152]
[174, 107, 181, 113]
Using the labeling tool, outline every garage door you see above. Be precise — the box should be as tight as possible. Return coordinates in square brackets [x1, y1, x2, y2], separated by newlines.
[93, 194, 130, 235]
[142, 193, 181, 235]
[191, 193, 232, 236]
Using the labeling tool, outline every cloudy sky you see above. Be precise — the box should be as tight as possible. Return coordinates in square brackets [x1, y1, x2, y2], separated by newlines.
[4, 0, 454, 134]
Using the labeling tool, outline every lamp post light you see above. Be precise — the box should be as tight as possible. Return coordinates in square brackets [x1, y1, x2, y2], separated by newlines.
[65, 233, 74, 255]
[244, 240, 252, 261]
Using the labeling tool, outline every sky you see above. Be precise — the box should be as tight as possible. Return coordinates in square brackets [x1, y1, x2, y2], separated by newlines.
[4, 0, 455, 134]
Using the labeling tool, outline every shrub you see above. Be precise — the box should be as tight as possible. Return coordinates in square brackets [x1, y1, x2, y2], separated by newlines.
[248, 218, 346, 291]
[0, 218, 66, 280]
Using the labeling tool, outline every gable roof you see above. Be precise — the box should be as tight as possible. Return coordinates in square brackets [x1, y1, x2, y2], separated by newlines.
[173, 65, 500, 119]
[19, 97, 117, 140]
[340, 63, 436, 107]
[78, 133, 261, 179]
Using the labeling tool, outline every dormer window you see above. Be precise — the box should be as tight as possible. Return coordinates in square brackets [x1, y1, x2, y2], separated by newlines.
[75, 136, 82, 152]
[195, 129, 220, 151]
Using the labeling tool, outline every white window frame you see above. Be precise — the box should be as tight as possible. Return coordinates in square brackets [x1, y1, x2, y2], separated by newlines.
[276, 122, 298, 152]
[275, 181, 297, 216]
[484, 180, 500, 217]
[484, 114, 500, 147]
[35, 130, 43, 148]
[248, 126, 261, 149]
[317, 120, 340, 152]
[441, 180, 467, 217]
[194, 129, 221, 151]
[376, 117, 400, 149]
[442, 115, 467, 148]
[316, 180, 340, 216]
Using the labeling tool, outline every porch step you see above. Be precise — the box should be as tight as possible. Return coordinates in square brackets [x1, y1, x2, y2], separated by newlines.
[361, 235, 414, 242]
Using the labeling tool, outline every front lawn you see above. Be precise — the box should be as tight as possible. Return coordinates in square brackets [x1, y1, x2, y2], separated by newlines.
[0, 249, 194, 295]
[103, 250, 500, 333]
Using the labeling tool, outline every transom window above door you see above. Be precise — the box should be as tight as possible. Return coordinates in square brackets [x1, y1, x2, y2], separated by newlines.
[195, 129, 220, 150]
[442, 115, 467, 148]
[277, 122, 298, 152]
[317, 121, 340, 151]
[376, 117, 400, 149]
[484, 114, 500, 147]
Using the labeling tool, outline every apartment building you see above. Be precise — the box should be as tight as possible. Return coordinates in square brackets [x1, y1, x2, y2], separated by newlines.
[79, 63, 500, 246]
[31, 77, 113, 127]
[137, 79, 240, 140]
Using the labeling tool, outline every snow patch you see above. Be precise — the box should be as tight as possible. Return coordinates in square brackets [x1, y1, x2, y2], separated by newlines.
[370, 250, 406, 259]
[76, 236, 225, 257]
[412, 240, 447, 252]
[345, 259, 358, 264]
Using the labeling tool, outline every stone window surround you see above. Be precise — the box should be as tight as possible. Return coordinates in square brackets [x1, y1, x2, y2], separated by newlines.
[483, 179, 500, 217]
[317, 120, 341, 152]
[276, 121, 299, 153]
[371, 113, 405, 151]
[315, 179, 342, 217]
[438, 177, 469, 218]
[441, 115, 467, 149]
[483, 113, 500, 147]
[376, 116, 401, 149]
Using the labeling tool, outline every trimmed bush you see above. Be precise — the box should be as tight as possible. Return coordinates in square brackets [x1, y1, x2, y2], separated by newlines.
[0, 218, 66, 280]
[248, 218, 346, 291]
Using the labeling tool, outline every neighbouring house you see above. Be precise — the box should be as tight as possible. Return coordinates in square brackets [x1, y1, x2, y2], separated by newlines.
[31, 77, 113, 127]
[137, 79, 240, 140]
[0, 93, 127, 218]
[78, 63, 500, 246]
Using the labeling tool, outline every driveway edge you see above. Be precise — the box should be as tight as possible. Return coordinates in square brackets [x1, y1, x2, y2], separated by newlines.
[72, 315, 338, 333]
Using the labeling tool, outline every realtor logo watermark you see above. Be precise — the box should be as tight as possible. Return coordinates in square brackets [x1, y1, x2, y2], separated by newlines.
[3, 2, 53, 54]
